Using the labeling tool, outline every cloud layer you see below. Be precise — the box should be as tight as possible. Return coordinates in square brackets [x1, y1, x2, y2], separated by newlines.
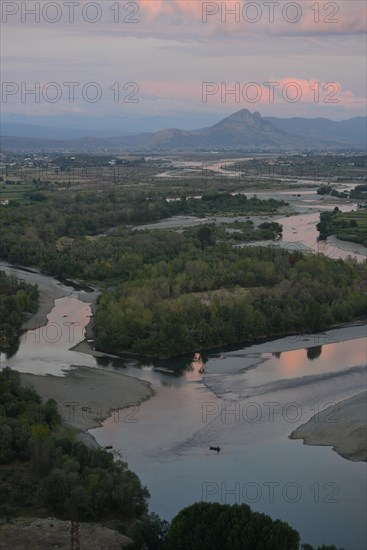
[1, 1, 366, 120]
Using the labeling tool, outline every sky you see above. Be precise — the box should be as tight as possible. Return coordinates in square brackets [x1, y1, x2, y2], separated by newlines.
[1, 0, 366, 130]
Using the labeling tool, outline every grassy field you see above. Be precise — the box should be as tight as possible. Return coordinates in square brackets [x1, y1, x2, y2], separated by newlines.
[0, 183, 37, 201]
[331, 210, 367, 247]
[336, 210, 367, 225]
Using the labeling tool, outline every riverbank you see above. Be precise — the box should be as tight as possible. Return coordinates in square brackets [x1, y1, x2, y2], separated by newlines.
[85, 321, 366, 362]
[0, 262, 100, 344]
[20, 366, 154, 445]
[326, 234, 367, 258]
[290, 391, 367, 462]
[70, 339, 119, 359]
[0, 262, 73, 330]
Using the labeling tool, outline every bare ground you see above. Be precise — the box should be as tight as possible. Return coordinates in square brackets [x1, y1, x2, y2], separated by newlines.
[0, 517, 131, 549]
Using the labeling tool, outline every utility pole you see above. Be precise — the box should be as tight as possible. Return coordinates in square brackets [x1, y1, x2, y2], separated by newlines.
[70, 519, 80, 550]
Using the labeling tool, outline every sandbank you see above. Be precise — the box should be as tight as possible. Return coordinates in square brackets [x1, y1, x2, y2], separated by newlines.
[290, 391, 367, 461]
[20, 366, 154, 442]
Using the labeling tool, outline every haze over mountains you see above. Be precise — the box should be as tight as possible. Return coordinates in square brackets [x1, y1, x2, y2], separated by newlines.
[2, 110, 366, 153]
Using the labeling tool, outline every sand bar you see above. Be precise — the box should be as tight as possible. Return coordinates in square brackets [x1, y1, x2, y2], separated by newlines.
[0, 262, 72, 330]
[20, 365, 154, 436]
[0, 262, 100, 334]
[290, 391, 367, 462]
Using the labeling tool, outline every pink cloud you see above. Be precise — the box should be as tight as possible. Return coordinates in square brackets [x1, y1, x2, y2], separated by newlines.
[2, 77, 364, 117]
[141, 78, 366, 110]
[273, 78, 366, 107]
[3, 1, 364, 38]
[138, 0, 366, 36]
[141, 80, 202, 100]
[139, 0, 203, 18]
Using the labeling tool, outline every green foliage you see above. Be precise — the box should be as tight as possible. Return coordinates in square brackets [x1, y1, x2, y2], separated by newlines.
[0, 368, 56, 465]
[349, 183, 367, 200]
[317, 186, 347, 198]
[317, 209, 367, 246]
[0, 368, 149, 522]
[0, 271, 39, 354]
[0, 190, 284, 280]
[169, 192, 284, 217]
[165, 502, 300, 550]
[186, 221, 282, 245]
[48, 442, 146, 519]
[317, 186, 332, 195]
[41, 449, 149, 521]
[94, 239, 367, 358]
[27, 192, 47, 202]
[126, 512, 170, 550]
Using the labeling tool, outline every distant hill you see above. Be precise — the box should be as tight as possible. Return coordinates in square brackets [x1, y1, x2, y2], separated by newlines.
[141, 110, 309, 150]
[1, 121, 134, 140]
[265, 115, 367, 148]
[0, 133, 152, 153]
[1, 109, 366, 153]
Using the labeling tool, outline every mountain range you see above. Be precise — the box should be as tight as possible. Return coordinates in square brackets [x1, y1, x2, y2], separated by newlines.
[1, 110, 366, 153]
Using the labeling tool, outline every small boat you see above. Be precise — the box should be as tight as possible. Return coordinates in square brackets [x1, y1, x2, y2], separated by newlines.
[209, 446, 221, 453]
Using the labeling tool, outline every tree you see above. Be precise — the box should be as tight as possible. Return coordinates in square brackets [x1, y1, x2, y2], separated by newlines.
[166, 502, 300, 550]
[197, 225, 214, 259]
[0, 424, 14, 463]
[127, 513, 170, 550]
[30, 423, 51, 474]
[44, 398, 61, 426]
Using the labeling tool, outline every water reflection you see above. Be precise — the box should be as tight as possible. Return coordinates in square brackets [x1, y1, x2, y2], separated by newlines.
[0, 295, 94, 375]
[1, 340, 20, 360]
[1, 276, 365, 549]
[90, 334, 367, 550]
[185, 352, 205, 379]
[307, 345, 322, 360]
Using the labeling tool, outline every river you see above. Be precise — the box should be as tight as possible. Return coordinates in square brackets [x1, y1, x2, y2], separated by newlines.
[0, 200, 366, 549]
[134, 197, 366, 262]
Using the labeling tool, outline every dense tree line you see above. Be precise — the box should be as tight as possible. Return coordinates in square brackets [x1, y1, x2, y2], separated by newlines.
[317, 208, 367, 246]
[184, 221, 283, 244]
[0, 368, 149, 522]
[165, 502, 300, 550]
[94, 236, 367, 358]
[169, 192, 285, 216]
[1, 190, 284, 242]
[349, 183, 367, 200]
[316, 186, 348, 198]
[0, 190, 284, 280]
[0, 271, 39, 354]
[146, 502, 344, 550]
[225, 154, 366, 181]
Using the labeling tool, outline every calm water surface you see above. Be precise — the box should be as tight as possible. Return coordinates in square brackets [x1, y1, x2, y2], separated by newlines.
[89, 336, 366, 550]
[1, 245, 366, 550]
